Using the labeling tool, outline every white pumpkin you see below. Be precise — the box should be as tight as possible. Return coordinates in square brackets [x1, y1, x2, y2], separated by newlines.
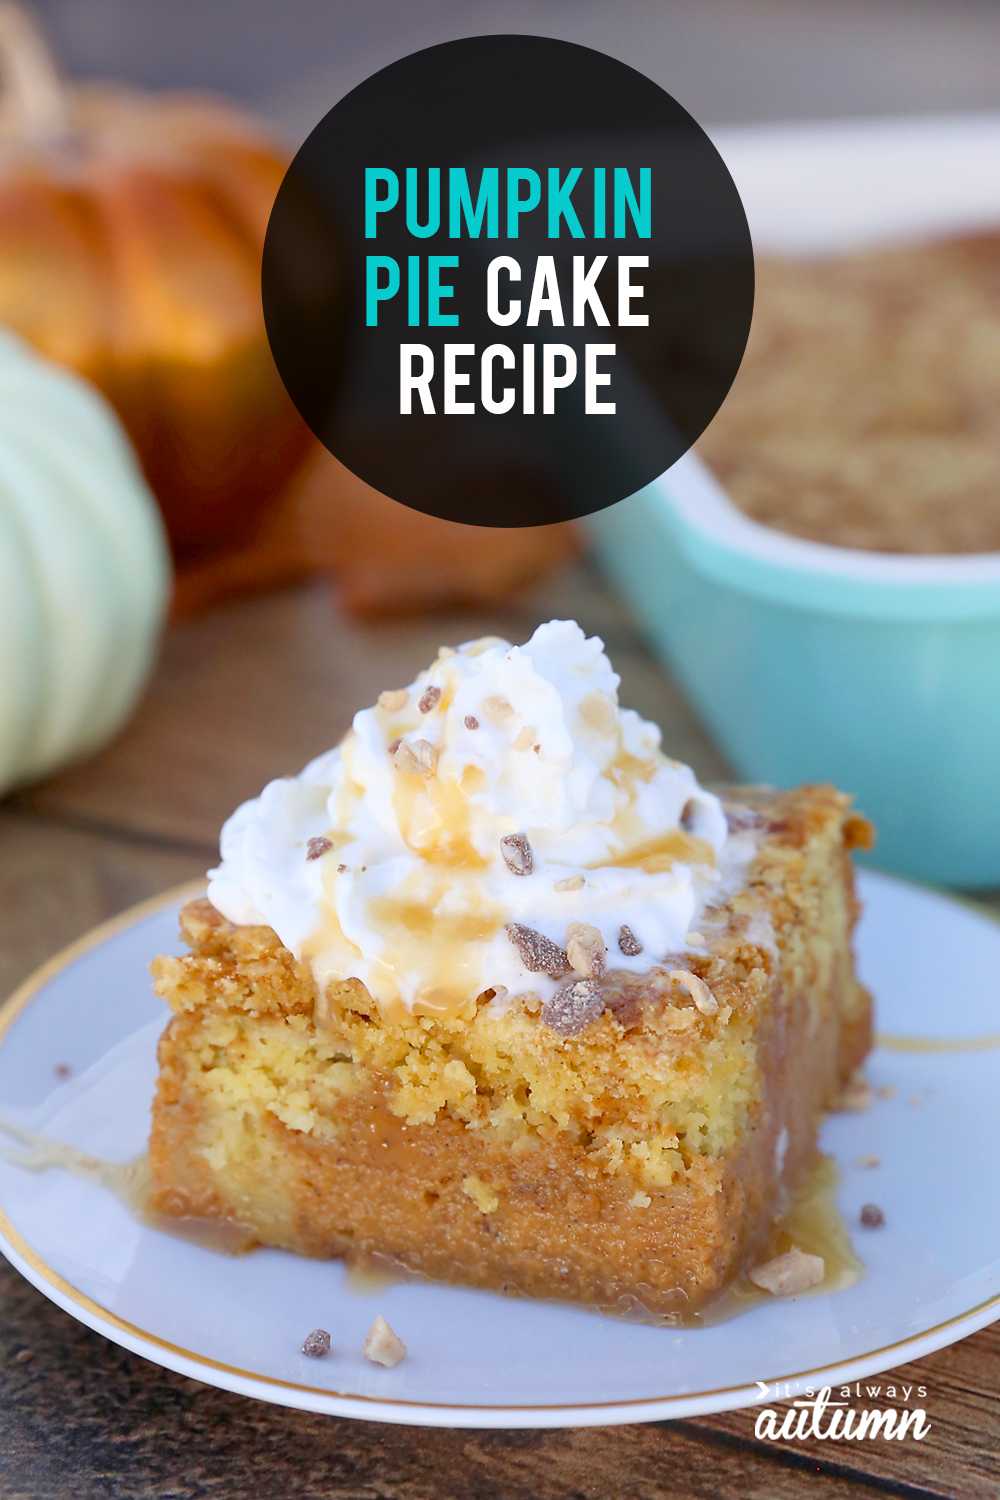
[0, 330, 169, 791]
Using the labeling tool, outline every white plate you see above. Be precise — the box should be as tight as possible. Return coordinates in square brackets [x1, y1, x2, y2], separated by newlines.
[0, 870, 998, 1428]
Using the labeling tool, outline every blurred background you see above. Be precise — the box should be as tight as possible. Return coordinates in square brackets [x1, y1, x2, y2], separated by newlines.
[1, 0, 999, 912]
[30, 0, 1000, 132]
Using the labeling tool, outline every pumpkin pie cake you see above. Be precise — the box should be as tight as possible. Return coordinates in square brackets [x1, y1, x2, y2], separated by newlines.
[148, 621, 872, 1316]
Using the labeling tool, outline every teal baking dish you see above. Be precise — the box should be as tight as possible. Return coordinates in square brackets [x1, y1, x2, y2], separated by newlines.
[588, 452, 1000, 886]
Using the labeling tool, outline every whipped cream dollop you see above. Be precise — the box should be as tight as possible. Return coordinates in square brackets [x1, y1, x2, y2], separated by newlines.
[208, 620, 741, 1020]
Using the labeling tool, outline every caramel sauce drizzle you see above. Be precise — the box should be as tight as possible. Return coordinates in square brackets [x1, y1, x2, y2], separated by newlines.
[876, 1031, 1000, 1053]
[308, 730, 716, 1022]
[0, 1115, 259, 1254]
[678, 1152, 863, 1329]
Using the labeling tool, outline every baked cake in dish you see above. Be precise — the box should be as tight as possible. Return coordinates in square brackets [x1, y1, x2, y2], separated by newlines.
[696, 234, 1000, 556]
[149, 621, 872, 1316]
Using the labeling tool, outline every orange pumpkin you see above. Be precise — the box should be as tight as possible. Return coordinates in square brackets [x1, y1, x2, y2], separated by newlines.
[0, 2, 311, 564]
[171, 441, 582, 619]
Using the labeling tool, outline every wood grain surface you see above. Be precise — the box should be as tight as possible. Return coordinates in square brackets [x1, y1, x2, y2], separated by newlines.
[0, 566, 996, 1499]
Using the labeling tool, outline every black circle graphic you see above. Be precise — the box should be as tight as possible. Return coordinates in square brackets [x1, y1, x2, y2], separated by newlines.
[262, 35, 754, 527]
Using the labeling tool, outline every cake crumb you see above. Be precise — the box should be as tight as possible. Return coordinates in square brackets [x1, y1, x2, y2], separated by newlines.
[856, 1155, 881, 1169]
[566, 921, 606, 980]
[512, 725, 537, 751]
[908, 1094, 924, 1108]
[363, 1316, 407, 1367]
[668, 969, 718, 1017]
[463, 1175, 499, 1213]
[500, 833, 533, 875]
[301, 1329, 331, 1357]
[554, 874, 585, 893]
[378, 689, 408, 712]
[542, 977, 605, 1037]
[464, 715, 479, 730]
[306, 837, 332, 861]
[483, 695, 514, 720]
[835, 1079, 874, 1112]
[54, 1064, 70, 1079]
[749, 1249, 825, 1296]
[506, 924, 569, 976]
[418, 686, 441, 714]
[860, 1203, 885, 1228]
[337, 864, 348, 874]
[877, 1085, 896, 1100]
[14, 1349, 33, 1364]
[618, 925, 642, 956]
[629, 1190, 652, 1209]
[843, 812, 876, 851]
[685, 932, 706, 946]
[604, 989, 642, 1031]
[393, 739, 438, 778]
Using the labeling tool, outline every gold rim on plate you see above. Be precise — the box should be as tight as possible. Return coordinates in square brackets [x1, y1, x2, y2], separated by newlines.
[0, 877, 998, 1416]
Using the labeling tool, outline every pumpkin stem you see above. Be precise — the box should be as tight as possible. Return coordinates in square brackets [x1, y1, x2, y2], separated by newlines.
[0, 2, 71, 142]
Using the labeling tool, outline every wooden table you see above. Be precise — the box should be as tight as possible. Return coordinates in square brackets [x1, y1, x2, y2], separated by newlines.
[1, 563, 997, 1499]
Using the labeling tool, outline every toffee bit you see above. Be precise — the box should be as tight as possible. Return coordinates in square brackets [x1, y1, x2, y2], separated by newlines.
[860, 1203, 885, 1228]
[14, 1349, 33, 1364]
[566, 921, 606, 980]
[542, 977, 605, 1037]
[306, 836, 333, 861]
[553, 874, 585, 893]
[668, 968, 718, 1016]
[618, 924, 643, 956]
[301, 1329, 331, 1357]
[393, 739, 438, 778]
[337, 864, 348, 874]
[418, 685, 441, 714]
[500, 832, 533, 875]
[363, 1316, 407, 1367]
[378, 689, 408, 712]
[723, 804, 767, 834]
[749, 1249, 825, 1296]
[507, 923, 570, 977]
[679, 799, 698, 832]
[387, 737, 402, 755]
[464, 715, 479, 730]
